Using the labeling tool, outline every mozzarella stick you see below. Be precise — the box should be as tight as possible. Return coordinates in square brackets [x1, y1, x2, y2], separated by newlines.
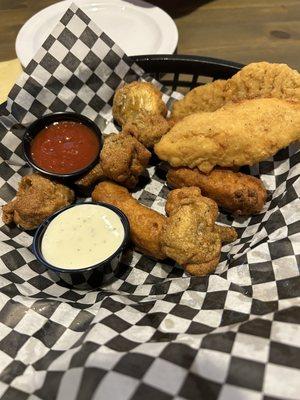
[92, 181, 166, 259]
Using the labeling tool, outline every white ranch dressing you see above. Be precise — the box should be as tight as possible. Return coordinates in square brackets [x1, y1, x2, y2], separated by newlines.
[41, 204, 125, 269]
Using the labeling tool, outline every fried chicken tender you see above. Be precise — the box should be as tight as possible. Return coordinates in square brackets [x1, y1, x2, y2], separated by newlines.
[171, 62, 300, 120]
[92, 182, 237, 276]
[123, 111, 170, 148]
[167, 167, 267, 216]
[2, 174, 74, 230]
[155, 98, 300, 173]
[113, 81, 167, 126]
[100, 132, 151, 189]
[92, 181, 166, 259]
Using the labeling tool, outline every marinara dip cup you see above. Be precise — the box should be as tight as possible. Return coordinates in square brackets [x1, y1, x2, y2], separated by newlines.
[33, 202, 130, 289]
[23, 112, 102, 180]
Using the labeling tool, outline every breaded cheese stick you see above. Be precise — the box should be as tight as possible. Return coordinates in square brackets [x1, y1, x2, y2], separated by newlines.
[92, 181, 166, 259]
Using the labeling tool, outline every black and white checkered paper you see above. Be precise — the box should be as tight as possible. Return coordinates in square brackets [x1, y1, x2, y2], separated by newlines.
[0, 4, 299, 399]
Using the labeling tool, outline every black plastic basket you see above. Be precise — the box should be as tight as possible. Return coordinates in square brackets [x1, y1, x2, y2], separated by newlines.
[132, 54, 243, 92]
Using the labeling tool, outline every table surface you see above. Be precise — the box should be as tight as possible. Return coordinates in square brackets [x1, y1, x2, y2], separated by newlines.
[0, 0, 300, 68]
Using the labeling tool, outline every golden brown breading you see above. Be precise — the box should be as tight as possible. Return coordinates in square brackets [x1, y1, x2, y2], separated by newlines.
[215, 225, 238, 243]
[113, 81, 167, 126]
[162, 187, 237, 276]
[2, 174, 74, 230]
[165, 186, 216, 218]
[75, 163, 105, 193]
[171, 62, 300, 120]
[123, 111, 170, 148]
[172, 80, 227, 121]
[75, 132, 151, 192]
[162, 202, 222, 275]
[167, 167, 267, 216]
[100, 132, 151, 189]
[92, 183, 237, 277]
[92, 181, 166, 259]
[165, 186, 237, 242]
[155, 98, 300, 173]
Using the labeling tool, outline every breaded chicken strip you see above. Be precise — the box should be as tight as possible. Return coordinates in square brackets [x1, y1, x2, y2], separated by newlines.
[92, 181, 166, 259]
[2, 174, 74, 230]
[155, 98, 300, 173]
[167, 167, 267, 216]
[113, 81, 167, 126]
[171, 62, 300, 120]
[123, 111, 170, 148]
[76, 132, 151, 192]
[92, 182, 237, 276]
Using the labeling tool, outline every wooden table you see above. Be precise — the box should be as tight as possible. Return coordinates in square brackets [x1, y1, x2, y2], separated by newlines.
[0, 0, 300, 67]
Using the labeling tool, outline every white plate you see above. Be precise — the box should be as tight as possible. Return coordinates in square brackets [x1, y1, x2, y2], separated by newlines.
[16, 0, 178, 67]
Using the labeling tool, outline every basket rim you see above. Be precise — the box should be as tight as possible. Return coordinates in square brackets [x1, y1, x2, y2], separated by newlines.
[131, 54, 244, 69]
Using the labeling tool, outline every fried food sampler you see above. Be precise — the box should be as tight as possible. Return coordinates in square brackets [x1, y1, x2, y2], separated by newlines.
[100, 132, 151, 189]
[155, 98, 300, 173]
[123, 111, 170, 148]
[92, 182, 237, 276]
[92, 181, 166, 259]
[171, 62, 300, 120]
[113, 81, 167, 126]
[167, 167, 267, 216]
[2, 174, 74, 230]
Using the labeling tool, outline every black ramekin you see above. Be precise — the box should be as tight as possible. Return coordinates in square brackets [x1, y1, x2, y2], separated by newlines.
[32, 202, 130, 289]
[23, 112, 103, 180]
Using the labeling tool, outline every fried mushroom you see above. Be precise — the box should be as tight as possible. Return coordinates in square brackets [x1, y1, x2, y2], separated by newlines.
[2, 174, 74, 230]
[112, 81, 167, 126]
[100, 132, 151, 189]
[123, 111, 170, 148]
[162, 187, 237, 276]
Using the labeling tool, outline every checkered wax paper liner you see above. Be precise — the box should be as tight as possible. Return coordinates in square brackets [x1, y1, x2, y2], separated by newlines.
[0, 3, 299, 400]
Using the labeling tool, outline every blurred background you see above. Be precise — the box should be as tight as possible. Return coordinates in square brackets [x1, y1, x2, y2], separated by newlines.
[1, 0, 299, 67]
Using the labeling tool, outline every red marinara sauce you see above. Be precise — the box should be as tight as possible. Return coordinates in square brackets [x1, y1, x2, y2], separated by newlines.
[30, 121, 100, 174]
